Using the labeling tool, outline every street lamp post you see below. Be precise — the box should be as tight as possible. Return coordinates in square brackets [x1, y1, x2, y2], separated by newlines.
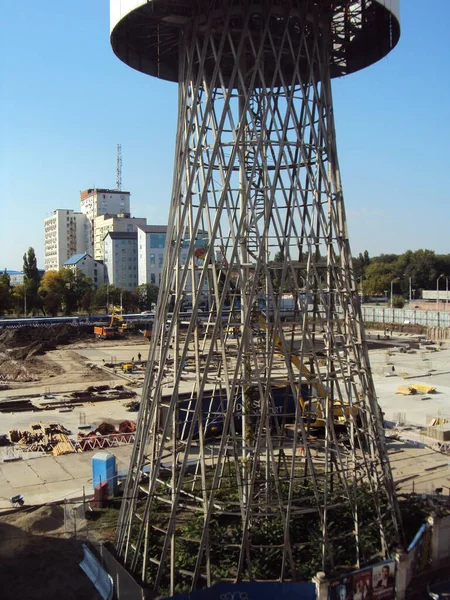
[390, 278, 399, 309]
[446, 277, 449, 311]
[409, 277, 412, 305]
[437, 274, 444, 312]
[358, 276, 364, 305]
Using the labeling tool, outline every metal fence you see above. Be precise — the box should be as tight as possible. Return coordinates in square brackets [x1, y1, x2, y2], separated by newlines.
[361, 306, 450, 327]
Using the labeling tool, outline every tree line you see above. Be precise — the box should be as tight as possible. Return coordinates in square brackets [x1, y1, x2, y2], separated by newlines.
[1, 246, 449, 317]
[0, 247, 159, 316]
[353, 248, 450, 301]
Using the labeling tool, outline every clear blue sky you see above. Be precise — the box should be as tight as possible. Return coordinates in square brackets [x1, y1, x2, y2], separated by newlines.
[1, 1, 449, 270]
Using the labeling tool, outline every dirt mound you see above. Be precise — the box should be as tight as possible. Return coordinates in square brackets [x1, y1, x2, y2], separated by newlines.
[0, 323, 77, 350]
[2, 504, 65, 535]
[29, 504, 65, 534]
[0, 324, 92, 383]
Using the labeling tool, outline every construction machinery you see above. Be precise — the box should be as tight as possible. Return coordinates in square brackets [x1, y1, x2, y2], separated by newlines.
[110, 306, 129, 333]
[258, 314, 359, 429]
[94, 325, 116, 339]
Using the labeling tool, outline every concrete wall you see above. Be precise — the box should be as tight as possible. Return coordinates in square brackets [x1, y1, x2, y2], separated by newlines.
[93, 542, 153, 600]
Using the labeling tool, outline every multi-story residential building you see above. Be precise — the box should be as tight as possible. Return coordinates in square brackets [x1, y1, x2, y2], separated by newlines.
[5, 270, 45, 286]
[137, 225, 167, 286]
[44, 209, 89, 271]
[103, 231, 138, 292]
[94, 214, 147, 261]
[137, 226, 209, 300]
[80, 188, 131, 254]
[63, 253, 105, 288]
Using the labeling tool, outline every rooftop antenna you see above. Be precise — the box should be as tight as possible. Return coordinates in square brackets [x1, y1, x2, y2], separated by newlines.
[116, 143, 122, 191]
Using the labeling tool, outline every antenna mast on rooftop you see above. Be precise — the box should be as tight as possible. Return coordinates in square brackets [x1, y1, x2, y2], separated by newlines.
[116, 143, 122, 191]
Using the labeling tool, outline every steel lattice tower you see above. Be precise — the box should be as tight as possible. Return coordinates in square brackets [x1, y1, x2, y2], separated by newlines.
[111, 0, 403, 594]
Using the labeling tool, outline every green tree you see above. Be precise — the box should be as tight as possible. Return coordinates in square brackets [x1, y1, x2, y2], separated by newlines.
[121, 289, 140, 313]
[11, 284, 25, 316]
[363, 261, 397, 296]
[0, 269, 12, 315]
[353, 250, 370, 279]
[42, 291, 61, 316]
[81, 290, 94, 314]
[92, 284, 122, 313]
[23, 247, 42, 314]
[392, 295, 405, 308]
[136, 283, 159, 311]
[39, 269, 94, 315]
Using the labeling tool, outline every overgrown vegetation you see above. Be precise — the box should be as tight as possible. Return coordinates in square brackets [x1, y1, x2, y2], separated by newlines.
[121, 477, 437, 594]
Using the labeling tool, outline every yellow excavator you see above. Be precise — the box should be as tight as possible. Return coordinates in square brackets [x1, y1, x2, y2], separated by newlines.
[257, 314, 358, 429]
[110, 306, 129, 333]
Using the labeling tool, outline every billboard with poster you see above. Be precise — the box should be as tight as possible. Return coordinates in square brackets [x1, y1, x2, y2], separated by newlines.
[329, 559, 395, 600]
[372, 560, 396, 600]
[353, 568, 373, 600]
[328, 574, 354, 600]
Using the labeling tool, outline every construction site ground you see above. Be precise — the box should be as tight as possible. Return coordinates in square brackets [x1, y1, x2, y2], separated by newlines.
[1, 325, 450, 596]
[1, 326, 450, 504]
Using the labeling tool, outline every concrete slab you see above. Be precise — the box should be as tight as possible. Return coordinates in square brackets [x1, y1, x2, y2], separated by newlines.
[54, 453, 96, 479]
[0, 445, 133, 510]
[2, 460, 43, 489]
[27, 457, 73, 484]
[76, 344, 149, 366]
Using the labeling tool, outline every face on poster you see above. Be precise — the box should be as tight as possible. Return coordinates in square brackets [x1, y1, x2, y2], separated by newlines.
[329, 576, 353, 600]
[372, 560, 395, 600]
[353, 569, 373, 600]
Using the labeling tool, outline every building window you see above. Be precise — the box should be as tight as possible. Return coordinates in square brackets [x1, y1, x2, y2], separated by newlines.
[150, 254, 155, 267]
[151, 273, 156, 284]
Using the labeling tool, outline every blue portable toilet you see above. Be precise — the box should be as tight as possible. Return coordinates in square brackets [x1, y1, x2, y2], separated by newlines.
[92, 452, 117, 494]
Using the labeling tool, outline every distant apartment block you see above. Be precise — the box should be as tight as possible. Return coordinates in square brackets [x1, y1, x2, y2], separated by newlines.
[44, 209, 88, 271]
[94, 214, 147, 261]
[80, 188, 131, 255]
[5, 269, 44, 286]
[137, 225, 167, 286]
[103, 231, 138, 292]
[137, 226, 209, 298]
[63, 253, 105, 288]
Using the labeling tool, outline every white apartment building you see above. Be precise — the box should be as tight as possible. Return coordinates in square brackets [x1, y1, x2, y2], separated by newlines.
[80, 188, 131, 255]
[63, 253, 105, 288]
[137, 225, 167, 286]
[44, 209, 88, 271]
[103, 231, 138, 292]
[137, 226, 209, 300]
[94, 214, 147, 261]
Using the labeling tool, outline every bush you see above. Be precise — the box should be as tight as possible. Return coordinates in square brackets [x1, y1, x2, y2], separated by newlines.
[392, 295, 405, 308]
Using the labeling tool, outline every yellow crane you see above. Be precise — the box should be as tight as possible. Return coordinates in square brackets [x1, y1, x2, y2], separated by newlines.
[257, 315, 358, 428]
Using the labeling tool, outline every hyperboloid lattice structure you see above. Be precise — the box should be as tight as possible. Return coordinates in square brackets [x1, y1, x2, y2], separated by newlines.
[111, 0, 403, 594]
